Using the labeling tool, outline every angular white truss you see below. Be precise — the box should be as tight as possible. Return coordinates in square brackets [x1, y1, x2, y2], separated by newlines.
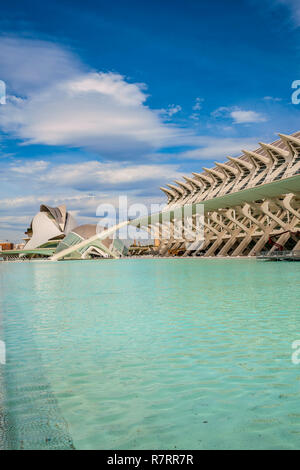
[157, 131, 300, 257]
[51, 131, 300, 260]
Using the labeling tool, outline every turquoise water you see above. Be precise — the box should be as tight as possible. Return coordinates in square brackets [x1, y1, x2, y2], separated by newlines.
[1, 258, 300, 450]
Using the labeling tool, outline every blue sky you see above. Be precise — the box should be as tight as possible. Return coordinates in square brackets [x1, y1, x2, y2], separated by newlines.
[1, 0, 300, 241]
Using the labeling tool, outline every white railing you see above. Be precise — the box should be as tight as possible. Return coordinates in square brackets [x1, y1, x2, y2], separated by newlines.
[257, 250, 300, 259]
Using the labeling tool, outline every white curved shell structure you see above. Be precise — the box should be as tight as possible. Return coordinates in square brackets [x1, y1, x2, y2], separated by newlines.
[24, 204, 77, 250]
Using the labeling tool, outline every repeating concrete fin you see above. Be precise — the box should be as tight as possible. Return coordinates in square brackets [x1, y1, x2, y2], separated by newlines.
[279, 133, 300, 147]
[160, 187, 176, 203]
[203, 167, 225, 182]
[149, 130, 300, 258]
[167, 183, 184, 196]
[227, 157, 243, 173]
[214, 162, 238, 176]
[229, 156, 253, 171]
[192, 173, 214, 193]
[242, 149, 270, 165]
[259, 142, 289, 162]
[278, 133, 300, 155]
[174, 179, 192, 193]
[183, 175, 203, 189]
[192, 172, 211, 183]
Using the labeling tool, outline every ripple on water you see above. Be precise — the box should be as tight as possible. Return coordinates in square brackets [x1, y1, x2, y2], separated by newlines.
[1, 259, 300, 449]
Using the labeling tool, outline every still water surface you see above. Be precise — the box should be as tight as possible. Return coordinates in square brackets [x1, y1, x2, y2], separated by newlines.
[1, 259, 300, 449]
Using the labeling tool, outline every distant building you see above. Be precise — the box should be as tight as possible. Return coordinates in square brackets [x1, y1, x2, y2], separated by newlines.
[0, 242, 14, 251]
[54, 224, 127, 259]
[14, 243, 25, 250]
[1, 206, 128, 261]
[24, 204, 77, 250]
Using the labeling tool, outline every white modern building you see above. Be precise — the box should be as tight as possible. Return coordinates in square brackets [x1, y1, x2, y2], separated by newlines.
[24, 204, 77, 250]
[157, 131, 300, 256]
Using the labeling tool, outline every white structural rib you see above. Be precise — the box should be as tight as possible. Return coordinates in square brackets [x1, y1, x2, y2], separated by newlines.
[167, 183, 184, 196]
[203, 167, 224, 182]
[160, 186, 176, 202]
[53, 131, 300, 261]
[156, 130, 300, 257]
[259, 142, 289, 162]
[192, 172, 213, 184]
[242, 149, 270, 165]
[183, 176, 203, 189]
[214, 162, 238, 176]
[278, 133, 300, 155]
[174, 179, 192, 193]
[228, 156, 253, 171]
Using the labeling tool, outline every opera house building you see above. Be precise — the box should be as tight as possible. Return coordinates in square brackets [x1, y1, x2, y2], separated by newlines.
[23, 204, 77, 250]
[2, 204, 127, 260]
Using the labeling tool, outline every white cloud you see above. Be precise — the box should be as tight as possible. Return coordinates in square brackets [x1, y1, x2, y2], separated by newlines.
[0, 194, 100, 212]
[9, 160, 49, 174]
[173, 137, 259, 160]
[0, 35, 271, 167]
[68, 73, 147, 106]
[230, 110, 267, 124]
[192, 97, 204, 111]
[263, 96, 282, 102]
[0, 36, 190, 158]
[189, 97, 204, 121]
[211, 106, 228, 118]
[212, 106, 267, 124]
[165, 104, 182, 116]
[0, 72, 182, 156]
[1, 158, 181, 194]
[0, 36, 83, 94]
[39, 161, 181, 188]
